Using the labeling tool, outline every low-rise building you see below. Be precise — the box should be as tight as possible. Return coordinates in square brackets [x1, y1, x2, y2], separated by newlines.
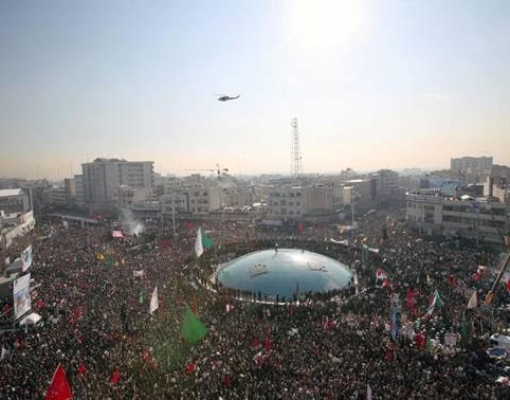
[0, 189, 36, 249]
[116, 186, 152, 209]
[266, 184, 333, 221]
[406, 191, 508, 244]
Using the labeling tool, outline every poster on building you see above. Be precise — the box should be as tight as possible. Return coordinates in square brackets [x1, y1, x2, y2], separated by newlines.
[13, 273, 32, 320]
[21, 245, 33, 272]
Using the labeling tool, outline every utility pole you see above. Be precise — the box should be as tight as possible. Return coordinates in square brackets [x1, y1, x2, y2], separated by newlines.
[172, 190, 176, 237]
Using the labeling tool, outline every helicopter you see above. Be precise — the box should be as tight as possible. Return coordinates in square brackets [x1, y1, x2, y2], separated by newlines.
[215, 94, 240, 102]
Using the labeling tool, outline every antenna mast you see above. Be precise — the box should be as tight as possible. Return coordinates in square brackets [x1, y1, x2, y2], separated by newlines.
[291, 117, 302, 179]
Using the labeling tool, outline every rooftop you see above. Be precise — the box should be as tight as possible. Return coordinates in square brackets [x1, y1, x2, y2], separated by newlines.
[0, 188, 23, 198]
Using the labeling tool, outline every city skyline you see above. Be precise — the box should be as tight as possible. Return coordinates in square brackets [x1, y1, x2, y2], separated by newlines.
[1, 0, 509, 179]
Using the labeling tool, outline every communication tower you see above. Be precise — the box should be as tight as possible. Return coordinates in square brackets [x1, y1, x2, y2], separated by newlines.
[291, 117, 302, 179]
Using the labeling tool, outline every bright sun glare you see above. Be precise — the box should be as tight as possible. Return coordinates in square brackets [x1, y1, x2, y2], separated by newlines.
[285, 0, 367, 54]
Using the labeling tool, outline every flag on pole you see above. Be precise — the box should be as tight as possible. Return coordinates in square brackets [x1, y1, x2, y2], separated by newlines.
[105, 250, 114, 269]
[150, 286, 158, 314]
[195, 227, 204, 258]
[181, 307, 208, 343]
[390, 309, 400, 341]
[201, 230, 214, 249]
[139, 288, 147, 304]
[467, 290, 478, 309]
[0, 346, 8, 362]
[112, 230, 124, 238]
[426, 289, 443, 315]
[21, 245, 33, 272]
[45, 364, 73, 400]
[367, 383, 372, 400]
[110, 370, 120, 385]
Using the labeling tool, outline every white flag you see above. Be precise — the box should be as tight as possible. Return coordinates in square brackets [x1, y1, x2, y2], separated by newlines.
[194, 227, 204, 258]
[467, 290, 478, 309]
[21, 245, 33, 272]
[0, 346, 7, 362]
[367, 383, 372, 400]
[150, 286, 159, 314]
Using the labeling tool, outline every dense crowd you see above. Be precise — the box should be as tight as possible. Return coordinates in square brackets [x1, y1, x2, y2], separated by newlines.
[0, 209, 509, 399]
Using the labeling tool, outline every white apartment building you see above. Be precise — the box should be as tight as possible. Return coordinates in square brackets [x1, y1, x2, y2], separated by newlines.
[116, 186, 152, 209]
[451, 156, 493, 173]
[0, 189, 36, 249]
[266, 184, 333, 220]
[44, 186, 68, 206]
[160, 176, 221, 216]
[82, 158, 154, 206]
[0, 189, 30, 215]
[74, 175, 84, 205]
[221, 186, 254, 209]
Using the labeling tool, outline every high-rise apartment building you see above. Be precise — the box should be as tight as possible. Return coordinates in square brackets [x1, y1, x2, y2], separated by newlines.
[82, 158, 154, 206]
[451, 156, 493, 173]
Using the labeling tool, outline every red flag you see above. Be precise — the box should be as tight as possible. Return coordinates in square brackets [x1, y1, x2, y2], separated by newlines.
[446, 274, 456, 287]
[264, 324, 271, 351]
[297, 223, 304, 234]
[78, 363, 86, 376]
[405, 288, 415, 310]
[142, 350, 157, 368]
[160, 238, 170, 251]
[415, 332, 426, 349]
[384, 342, 395, 362]
[506, 279, 510, 292]
[186, 362, 196, 374]
[223, 374, 232, 386]
[110, 370, 120, 385]
[45, 364, 72, 400]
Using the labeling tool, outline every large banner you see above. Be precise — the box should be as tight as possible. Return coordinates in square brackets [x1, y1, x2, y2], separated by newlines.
[13, 273, 31, 320]
[21, 245, 33, 272]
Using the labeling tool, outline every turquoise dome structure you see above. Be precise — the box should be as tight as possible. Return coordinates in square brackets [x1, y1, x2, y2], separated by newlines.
[216, 248, 352, 299]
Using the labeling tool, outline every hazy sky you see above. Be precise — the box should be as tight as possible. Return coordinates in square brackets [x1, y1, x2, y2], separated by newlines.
[1, 0, 509, 180]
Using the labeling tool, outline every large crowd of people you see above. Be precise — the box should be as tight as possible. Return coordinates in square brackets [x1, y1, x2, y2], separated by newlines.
[1, 208, 509, 399]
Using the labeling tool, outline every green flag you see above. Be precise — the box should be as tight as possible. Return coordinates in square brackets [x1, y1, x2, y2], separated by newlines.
[433, 289, 443, 308]
[106, 253, 114, 268]
[181, 308, 208, 344]
[201, 231, 214, 249]
[139, 288, 147, 304]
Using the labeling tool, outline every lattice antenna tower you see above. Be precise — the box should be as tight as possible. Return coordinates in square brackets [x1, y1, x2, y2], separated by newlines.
[291, 117, 302, 179]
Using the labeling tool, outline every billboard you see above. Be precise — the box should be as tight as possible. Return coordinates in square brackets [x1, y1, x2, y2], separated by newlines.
[13, 273, 32, 320]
